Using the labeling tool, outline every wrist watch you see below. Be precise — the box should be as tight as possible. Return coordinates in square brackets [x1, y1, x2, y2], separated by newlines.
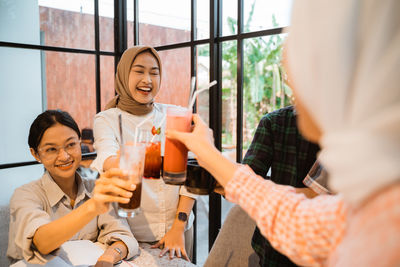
[114, 247, 123, 265]
[177, 212, 188, 222]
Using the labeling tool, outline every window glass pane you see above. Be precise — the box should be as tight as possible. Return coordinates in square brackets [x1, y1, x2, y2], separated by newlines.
[99, 0, 114, 52]
[0, 0, 40, 45]
[194, 44, 210, 266]
[0, 47, 62, 205]
[242, 34, 293, 156]
[0, 0, 95, 49]
[0, 51, 99, 205]
[0, 165, 46, 205]
[243, 0, 293, 32]
[196, 44, 210, 126]
[222, 197, 235, 224]
[45, 51, 96, 130]
[196, 196, 209, 266]
[0, 47, 43, 164]
[196, 0, 209, 40]
[127, 0, 135, 45]
[40, 2, 94, 49]
[222, 0, 237, 36]
[40, 0, 94, 49]
[138, 0, 190, 47]
[156, 48, 191, 107]
[221, 41, 237, 161]
[100, 55, 115, 111]
[220, 39, 237, 240]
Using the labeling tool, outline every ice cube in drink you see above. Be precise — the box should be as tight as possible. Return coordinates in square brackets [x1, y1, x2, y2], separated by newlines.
[118, 143, 145, 217]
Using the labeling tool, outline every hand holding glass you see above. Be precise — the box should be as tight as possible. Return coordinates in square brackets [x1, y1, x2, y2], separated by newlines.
[117, 142, 146, 217]
[163, 106, 192, 185]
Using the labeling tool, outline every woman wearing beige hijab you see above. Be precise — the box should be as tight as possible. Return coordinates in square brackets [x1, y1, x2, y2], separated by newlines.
[91, 46, 196, 261]
[167, 0, 400, 266]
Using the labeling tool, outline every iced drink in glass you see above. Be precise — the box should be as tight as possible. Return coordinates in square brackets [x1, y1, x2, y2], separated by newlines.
[139, 128, 162, 179]
[163, 106, 192, 185]
[144, 141, 162, 178]
[118, 142, 146, 217]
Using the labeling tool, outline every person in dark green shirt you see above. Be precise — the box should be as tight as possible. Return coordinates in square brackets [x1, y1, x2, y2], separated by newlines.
[242, 105, 319, 267]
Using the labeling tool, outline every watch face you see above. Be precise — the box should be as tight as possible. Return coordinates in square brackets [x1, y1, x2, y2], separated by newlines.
[178, 212, 188, 222]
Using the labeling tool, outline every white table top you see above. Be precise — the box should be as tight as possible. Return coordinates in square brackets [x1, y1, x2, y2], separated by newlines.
[121, 243, 197, 267]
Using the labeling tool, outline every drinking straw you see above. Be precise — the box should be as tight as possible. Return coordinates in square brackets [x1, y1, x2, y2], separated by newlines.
[189, 76, 196, 106]
[149, 80, 217, 143]
[188, 80, 217, 110]
[118, 114, 124, 144]
[118, 114, 125, 157]
[134, 114, 154, 144]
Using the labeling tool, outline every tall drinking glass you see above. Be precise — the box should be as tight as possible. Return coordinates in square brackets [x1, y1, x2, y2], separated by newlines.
[185, 158, 216, 195]
[118, 142, 146, 217]
[163, 106, 192, 185]
[138, 129, 162, 179]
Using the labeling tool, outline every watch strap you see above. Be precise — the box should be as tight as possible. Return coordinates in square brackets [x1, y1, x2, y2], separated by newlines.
[114, 247, 123, 264]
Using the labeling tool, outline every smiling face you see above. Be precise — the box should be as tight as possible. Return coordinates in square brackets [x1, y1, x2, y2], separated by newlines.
[31, 123, 81, 183]
[128, 51, 161, 104]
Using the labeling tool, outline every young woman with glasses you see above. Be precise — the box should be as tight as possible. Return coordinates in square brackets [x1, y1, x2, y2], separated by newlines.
[7, 110, 139, 267]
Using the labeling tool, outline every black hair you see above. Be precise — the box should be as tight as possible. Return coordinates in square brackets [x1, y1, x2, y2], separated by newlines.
[28, 110, 81, 152]
[81, 128, 94, 142]
[80, 144, 90, 154]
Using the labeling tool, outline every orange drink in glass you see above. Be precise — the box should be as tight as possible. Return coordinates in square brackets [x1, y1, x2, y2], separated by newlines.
[163, 106, 192, 185]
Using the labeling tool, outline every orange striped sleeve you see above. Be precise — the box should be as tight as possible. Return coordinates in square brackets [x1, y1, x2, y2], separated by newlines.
[225, 165, 347, 267]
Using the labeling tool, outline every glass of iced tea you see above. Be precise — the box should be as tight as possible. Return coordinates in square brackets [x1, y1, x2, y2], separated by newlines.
[138, 128, 162, 179]
[163, 106, 192, 185]
[118, 142, 146, 218]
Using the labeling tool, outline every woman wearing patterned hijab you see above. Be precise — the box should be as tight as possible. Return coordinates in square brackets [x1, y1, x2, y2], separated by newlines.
[167, 0, 400, 266]
[91, 46, 196, 261]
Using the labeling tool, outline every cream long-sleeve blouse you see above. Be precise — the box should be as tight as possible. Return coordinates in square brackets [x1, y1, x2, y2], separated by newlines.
[91, 104, 196, 242]
[7, 171, 139, 265]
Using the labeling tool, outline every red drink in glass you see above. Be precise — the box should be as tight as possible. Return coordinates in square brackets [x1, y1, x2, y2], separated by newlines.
[144, 141, 162, 179]
[138, 128, 162, 179]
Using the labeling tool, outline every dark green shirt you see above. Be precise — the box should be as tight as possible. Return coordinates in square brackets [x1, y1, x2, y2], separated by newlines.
[242, 106, 319, 267]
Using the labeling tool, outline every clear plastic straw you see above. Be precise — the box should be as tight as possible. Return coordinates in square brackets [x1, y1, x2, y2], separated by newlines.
[134, 114, 153, 144]
[189, 76, 196, 105]
[188, 80, 217, 110]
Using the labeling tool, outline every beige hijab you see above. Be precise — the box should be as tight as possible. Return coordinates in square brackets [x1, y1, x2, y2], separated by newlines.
[105, 46, 162, 115]
[286, 0, 400, 205]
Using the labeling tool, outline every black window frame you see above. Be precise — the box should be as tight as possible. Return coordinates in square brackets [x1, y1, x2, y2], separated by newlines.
[0, 0, 288, 263]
